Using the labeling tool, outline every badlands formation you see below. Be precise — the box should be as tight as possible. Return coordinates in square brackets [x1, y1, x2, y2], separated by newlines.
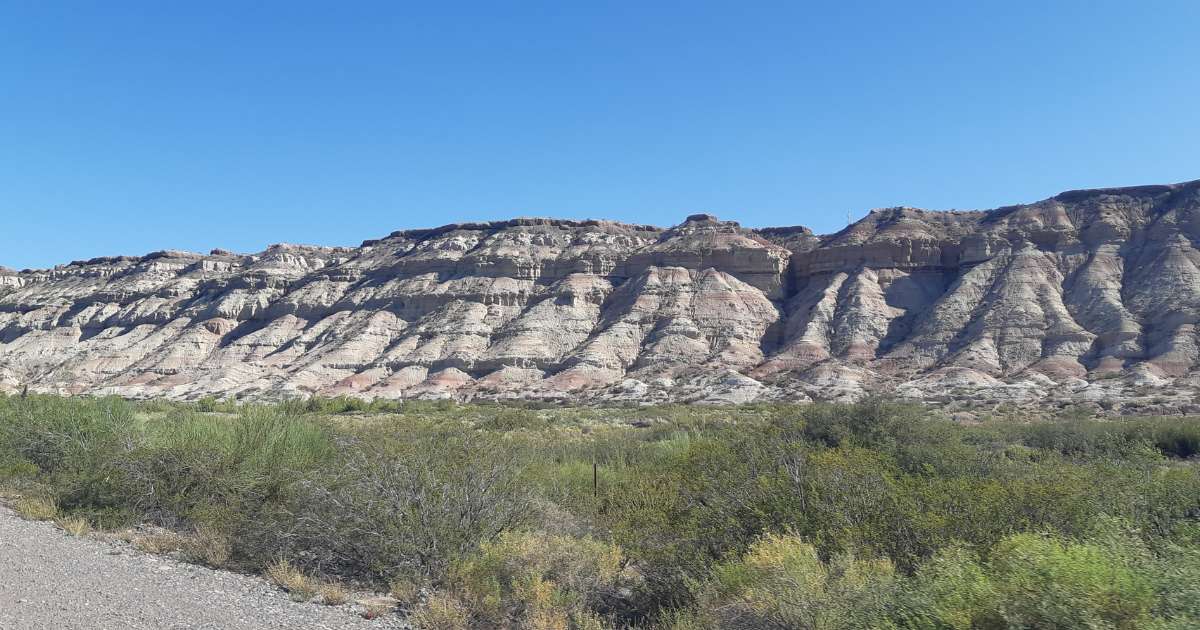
[3, 180, 1200, 411]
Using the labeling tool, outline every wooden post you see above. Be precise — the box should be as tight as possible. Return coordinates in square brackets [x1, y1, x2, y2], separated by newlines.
[592, 456, 598, 499]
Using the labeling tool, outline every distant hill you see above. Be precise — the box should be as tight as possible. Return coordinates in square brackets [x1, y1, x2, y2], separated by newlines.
[4, 179, 1200, 413]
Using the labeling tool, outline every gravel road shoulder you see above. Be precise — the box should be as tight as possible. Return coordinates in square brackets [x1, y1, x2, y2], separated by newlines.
[0, 505, 405, 630]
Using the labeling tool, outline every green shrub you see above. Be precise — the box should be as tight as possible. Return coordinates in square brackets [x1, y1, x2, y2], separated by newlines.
[985, 532, 1155, 628]
[0, 395, 134, 474]
[192, 396, 238, 414]
[96, 406, 333, 527]
[4, 394, 1200, 627]
[897, 546, 999, 629]
[1148, 543, 1200, 623]
[454, 531, 630, 627]
[272, 434, 534, 582]
[0, 449, 36, 481]
[704, 533, 897, 630]
[1011, 416, 1200, 460]
[797, 397, 927, 449]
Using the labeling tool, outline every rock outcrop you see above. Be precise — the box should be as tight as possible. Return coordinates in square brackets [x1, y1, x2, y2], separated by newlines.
[4, 180, 1200, 410]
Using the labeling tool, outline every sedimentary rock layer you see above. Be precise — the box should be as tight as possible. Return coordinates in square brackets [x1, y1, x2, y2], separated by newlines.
[4, 181, 1200, 407]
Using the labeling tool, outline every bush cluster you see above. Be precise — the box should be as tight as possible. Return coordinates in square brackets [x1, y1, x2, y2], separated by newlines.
[2, 394, 1199, 628]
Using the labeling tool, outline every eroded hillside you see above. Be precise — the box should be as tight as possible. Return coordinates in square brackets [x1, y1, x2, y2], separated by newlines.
[4, 180, 1200, 410]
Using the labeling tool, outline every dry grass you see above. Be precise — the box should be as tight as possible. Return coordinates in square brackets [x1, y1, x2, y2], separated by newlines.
[266, 558, 318, 601]
[55, 515, 90, 536]
[14, 496, 57, 520]
[318, 581, 350, 606]
[409, 590, 470, 629]
[131, 531, 186, 554]
[388, 577, 423, 608]
[181, 526, 231, 567]
[111, 526, 230, 566]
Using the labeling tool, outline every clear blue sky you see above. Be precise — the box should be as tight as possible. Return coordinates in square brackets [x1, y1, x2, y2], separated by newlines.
[2, 1, 1198, 269]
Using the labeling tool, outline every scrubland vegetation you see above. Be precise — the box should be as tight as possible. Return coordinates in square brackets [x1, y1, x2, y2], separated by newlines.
[2, 394, 1199, 628]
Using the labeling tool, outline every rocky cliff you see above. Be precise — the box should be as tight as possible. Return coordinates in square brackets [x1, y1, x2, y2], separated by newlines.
[4, 180, 1200, 410]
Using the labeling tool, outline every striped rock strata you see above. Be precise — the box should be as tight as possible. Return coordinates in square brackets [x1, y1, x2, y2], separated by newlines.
[4, 181, 1200, 411]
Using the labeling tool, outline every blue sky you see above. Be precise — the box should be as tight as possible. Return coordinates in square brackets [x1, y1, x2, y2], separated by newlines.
[2, 1, 1198, 269]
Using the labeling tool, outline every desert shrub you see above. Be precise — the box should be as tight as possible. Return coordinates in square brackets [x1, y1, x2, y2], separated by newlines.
[5, 394, 1200, 627]
[984, 532, 1155, 628]
[779, 446, 919, 562]
[453, 531, 631, 627]
[281, 395, 373, 415]
[192, 395, 239, 414]
[895, 546, 999, 629]
[477, 408, 554, 432]
[0, 395, 340, 533]
[797, 397, 927, 450]
[893, 463, 1121, 562]
[596, 409, 1200, 614]
[133, 398, 181, 414]
[1130, 465, 1200, 539]
[1148, 542, 1200, 623]
[0, 394, 134, 475]
[702, 533, 897, 630]
[271, 433, 534, 583]
[0, 396, 334, 526]
[1123, 416, 1200, 458]
[1018, 418, 1156, 459]
[1009, 416, 1200, 460]
[193, 396, 219, 413]
[0, 448, 36, 482]
[101, 406, 335, 527]
[896, 525, 1197, 629]
[599, 431, 784, 604]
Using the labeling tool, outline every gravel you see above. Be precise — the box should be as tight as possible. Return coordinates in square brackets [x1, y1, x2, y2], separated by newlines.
[0, 505, 406, 630]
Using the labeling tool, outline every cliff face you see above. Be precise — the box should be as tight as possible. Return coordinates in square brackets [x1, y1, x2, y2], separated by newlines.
[4, 180, 1200, 408]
